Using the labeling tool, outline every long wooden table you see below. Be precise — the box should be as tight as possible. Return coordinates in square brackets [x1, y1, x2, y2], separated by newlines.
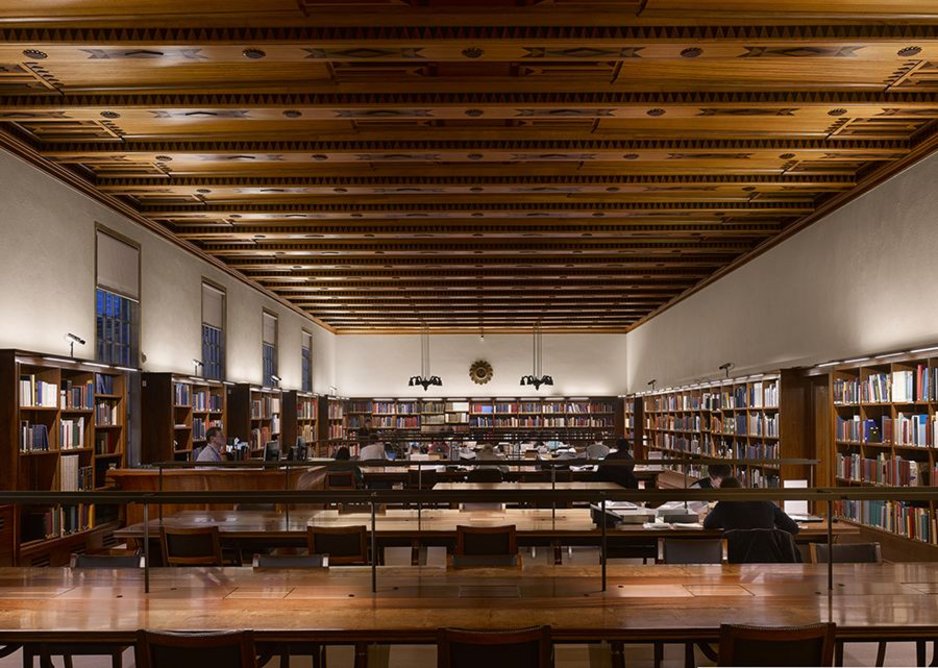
[431, 482, 624, 491]
[116, 509, 857, 562]
[0, 564, 934, 653]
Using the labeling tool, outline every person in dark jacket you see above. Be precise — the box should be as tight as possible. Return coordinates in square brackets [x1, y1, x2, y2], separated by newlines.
[595, 440, 638, 489]
[691, 463, 732, 489]
[702, 477, 799, 534]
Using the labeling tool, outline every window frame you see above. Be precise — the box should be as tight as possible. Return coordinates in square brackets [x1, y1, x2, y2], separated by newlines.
[94, 225, 141, 368]
[262, 310, 279, 387]
[201, 279, 226, 381]
[301, 329, 313, 393]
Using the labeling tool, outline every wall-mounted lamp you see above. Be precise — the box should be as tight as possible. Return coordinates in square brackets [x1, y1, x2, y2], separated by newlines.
[192, 358, 204, 376]
[718, 362, 734, 378]
[64, 333, 86, 358]
[270, 374, 282, 387]
[647, 379, 656, 391]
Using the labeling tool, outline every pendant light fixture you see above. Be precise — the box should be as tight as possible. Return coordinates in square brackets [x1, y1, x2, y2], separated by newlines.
[408, 326, 442, 391]
[519, 323, 553, 390]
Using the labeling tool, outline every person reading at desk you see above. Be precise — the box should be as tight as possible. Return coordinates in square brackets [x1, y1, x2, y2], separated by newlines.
[196, 427, 226, 463]
[691, 463, 731, 489]
[595, 442, 638, 489]
[702, 477, 799, 534]
[332, 446, 364, 488]
[359, 439, 387, 461]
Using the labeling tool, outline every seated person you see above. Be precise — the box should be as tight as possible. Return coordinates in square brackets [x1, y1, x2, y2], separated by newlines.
[595, 441, 638, 489]
[331, 446, 364, 488]
[585, 439, 611, 461]
[691, 463, 732, 489]
[196, 427, 226, 463]
[702, 477, 799, 534]
[359, 440, 387, 461]
[477, 443, 509, 474]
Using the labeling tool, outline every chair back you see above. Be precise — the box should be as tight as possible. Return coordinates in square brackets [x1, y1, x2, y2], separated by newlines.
[455, 525, 517, 556]
[437, 626, 551, 668]
[809, 542, 881, 564]
[718, 623, 836, 666]
[306, 525, 369, 565]
[252, 554, 327, 569]
[70, 553, 143, 569]
[160, 526, 223, 567]
[467, 468, 503, 483]
[135, 630, 255, 668]
[326, 470, 357, 490]
[658, 538, 723, 564]
[725, 528, 800, 564]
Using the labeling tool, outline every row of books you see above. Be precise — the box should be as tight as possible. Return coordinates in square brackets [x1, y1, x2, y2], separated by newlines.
[60, 417, 86, 449]
[835, 453, 930, 486]
[95, 402, 120, 426]
[650, 433, 703, 453]
[374, 416, 420, 428]
[327, 423, 346, 439]
[59, 455, 95, 491]
[374, 401, 418, 414]
[248, 426, 272, 451]
[19, 422, 49, 452]
[470, 402, 613, 415]
[22, 505, 95, 542]
[837, 500, 934, 544]
[251, 395, 281, 420]
[328, 403, 344, 420]
[61, 379, 94, 410]
[298, 400, 317, 419]
[837, 414, 937, 447]
[730, 442, 780, 459]
[647, 385, 780, 413]
[836, 366, 935, 404]
[172, 382, 190, 406]
[19, 376, 58, 407]
[300, 424, 316, 443]
[191, 390, 224, 412]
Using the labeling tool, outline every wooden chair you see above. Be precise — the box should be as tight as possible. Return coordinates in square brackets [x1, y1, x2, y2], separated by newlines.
[252, 554, 326, 569]
[809, 542, 892, 666]
[718, 623, 836, 667]
[437, 626, 552, 668]
[70, 553, 144, 569]
[725, 528, 800, 564]
[160, 526, 224, 567]
[455, 524, 517, 556]
[135, 630, 255, 668]
[650, 538, 724, 668]
[306, 525, 369, 565]
[325, 470, 357, 490]
[251, 555, 327, 668]
[658, 538, 724, 565]
[24, 552, 145, 668]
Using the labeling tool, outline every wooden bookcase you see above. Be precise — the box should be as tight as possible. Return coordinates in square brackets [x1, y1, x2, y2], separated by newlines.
[0, 351, 127, 565]
[228, 384, 282, 457]
[317, 396, 346, 456]
[340, 396, 621, 443]
[623, 396, 645, 458]
[282, 390, 318, 455]
[141, 373, 226, 463]
[813, 353, 938, 548]
[637, 370, 809, 489]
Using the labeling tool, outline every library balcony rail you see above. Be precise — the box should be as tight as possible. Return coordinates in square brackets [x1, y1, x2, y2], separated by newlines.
[0, 476, 928, 593]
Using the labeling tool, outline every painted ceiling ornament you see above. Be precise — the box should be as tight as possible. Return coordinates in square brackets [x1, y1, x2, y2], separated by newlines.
[469, 360, 494, 385]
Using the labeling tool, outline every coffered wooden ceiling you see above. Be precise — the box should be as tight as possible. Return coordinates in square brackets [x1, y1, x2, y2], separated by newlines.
[3, 1, 938, 332]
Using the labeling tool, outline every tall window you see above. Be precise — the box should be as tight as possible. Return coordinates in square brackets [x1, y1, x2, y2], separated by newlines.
[301, 330, 313, 392]
[262, 311, 278, 386]
[95, 229, 140, 367]
[202, 282, 225, 381]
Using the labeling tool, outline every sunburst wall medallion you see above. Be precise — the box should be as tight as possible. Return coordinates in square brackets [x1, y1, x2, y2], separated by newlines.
[469, 360, 493, 385]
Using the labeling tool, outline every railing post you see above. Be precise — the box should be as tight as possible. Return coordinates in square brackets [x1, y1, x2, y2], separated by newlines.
[143, 501, 150, 594]
[158, 464, 163, 524]
[601, 496, 607, 593]
[827, 497, 834, 593]
[371, 493, 378, 594]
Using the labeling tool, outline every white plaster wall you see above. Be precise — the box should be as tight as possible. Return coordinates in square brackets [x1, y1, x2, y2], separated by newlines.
[335, 333, 627, 397]
[0, 149, 335, 391]
[626, 151, 938, 390]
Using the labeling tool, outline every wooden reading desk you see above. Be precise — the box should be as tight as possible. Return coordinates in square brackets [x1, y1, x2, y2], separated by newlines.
[0, 563, 934, 666]
[117, 508, 857, 563]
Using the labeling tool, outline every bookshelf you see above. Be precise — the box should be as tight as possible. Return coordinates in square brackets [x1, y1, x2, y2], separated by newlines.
[637, 370, 809, 489]
[317, 396, 347, 455]
[228, 384, 282, 457]
[282, 390, 318, 456]
[0, 351, 127, 566]
[623, 396, 645, 458]
[814, 353, 938, 547]
[341, 396, 620, 443]
[141, 374, 226, 463]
